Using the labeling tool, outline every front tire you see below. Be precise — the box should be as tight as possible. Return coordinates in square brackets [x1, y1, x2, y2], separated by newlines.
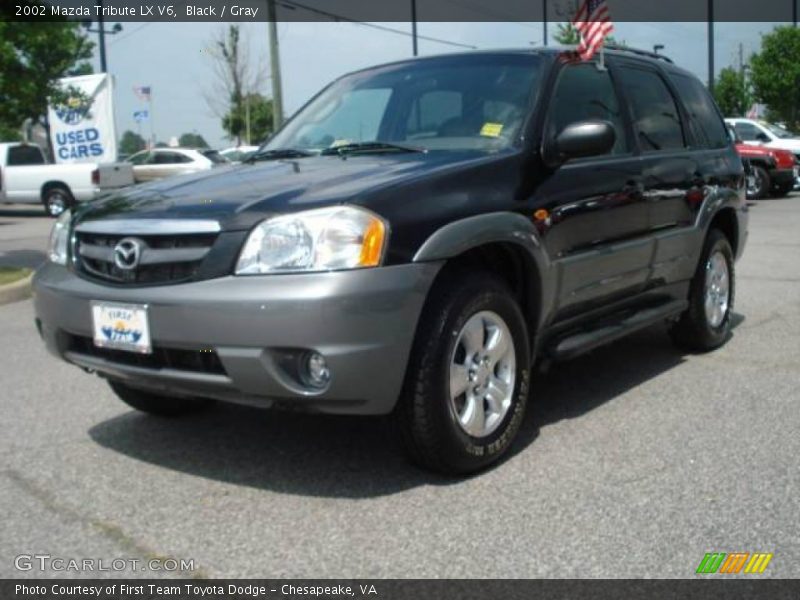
[670, 229, 735, 352]
[108, 381, 212, 417]
[42, 185, 74, 217]
[395, 271, 531, 475]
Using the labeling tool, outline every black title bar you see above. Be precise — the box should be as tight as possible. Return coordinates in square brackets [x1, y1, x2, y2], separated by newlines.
[4, 0, 800, 23]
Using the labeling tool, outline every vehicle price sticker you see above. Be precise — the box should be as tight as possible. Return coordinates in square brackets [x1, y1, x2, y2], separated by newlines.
[91, 302, 152, 354]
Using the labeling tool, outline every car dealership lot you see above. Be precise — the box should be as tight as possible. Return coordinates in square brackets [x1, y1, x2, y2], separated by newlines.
[1, 197, 799, 579]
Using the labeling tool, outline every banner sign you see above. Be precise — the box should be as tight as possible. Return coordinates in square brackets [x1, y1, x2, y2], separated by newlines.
[48, 73, 118, 164]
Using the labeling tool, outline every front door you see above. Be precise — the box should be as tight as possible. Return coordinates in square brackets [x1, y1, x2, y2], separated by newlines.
[533, 60, 650, 321]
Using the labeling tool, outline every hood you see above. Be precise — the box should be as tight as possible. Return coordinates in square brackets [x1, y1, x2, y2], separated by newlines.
[76, 151, 495, 230]
[737, 142, 797, 162]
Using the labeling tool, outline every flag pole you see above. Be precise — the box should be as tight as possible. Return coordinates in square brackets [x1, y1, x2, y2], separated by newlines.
[149, 90, 155, 148]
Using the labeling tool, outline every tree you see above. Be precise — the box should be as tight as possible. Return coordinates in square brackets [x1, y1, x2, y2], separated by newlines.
[750, 26, 800, 130]
[119, 130, 146, 156]
[203, 25, 266, 144]
[0, 1, 94, 141]
[222, 93, 274, 146]
[713, 67, 752, 118]
[553, 23, 623, 48]
[178, 133, 209, 148]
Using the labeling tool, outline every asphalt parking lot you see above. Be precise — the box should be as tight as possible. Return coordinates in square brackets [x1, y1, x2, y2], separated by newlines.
[1, 196, 798, 579]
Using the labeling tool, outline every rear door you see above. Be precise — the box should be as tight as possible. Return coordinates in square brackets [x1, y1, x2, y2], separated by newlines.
[616, 63, 702, 287]
[534, 60, 650, 319]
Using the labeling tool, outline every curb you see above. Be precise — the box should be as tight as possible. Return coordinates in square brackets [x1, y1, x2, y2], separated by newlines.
[0, 272, 34, 306]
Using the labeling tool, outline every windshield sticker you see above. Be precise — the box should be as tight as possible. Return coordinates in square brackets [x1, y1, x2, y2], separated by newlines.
[480, 123, 504, 138]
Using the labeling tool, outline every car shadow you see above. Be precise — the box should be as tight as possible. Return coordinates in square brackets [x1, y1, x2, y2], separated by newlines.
[0, 207, 45, 218]
[0, 249, 46, 269]
[89, 317, 744, 499]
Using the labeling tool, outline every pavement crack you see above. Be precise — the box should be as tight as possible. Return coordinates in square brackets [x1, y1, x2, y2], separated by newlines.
[2, 468, 209, 578]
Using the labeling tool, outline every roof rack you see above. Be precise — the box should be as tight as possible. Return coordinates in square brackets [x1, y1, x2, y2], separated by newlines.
[603, 44, 674, 64]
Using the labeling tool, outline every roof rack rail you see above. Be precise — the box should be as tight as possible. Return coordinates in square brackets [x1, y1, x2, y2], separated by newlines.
[603, 44, 674, 64]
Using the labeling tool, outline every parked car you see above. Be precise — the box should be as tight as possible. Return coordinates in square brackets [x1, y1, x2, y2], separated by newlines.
[731, 130, 798, 199]
[33, 48, 748, 474]
[725, 118, 800, 164]
[0, 142, 134, 216]
[126, 147, 227, 183]
[220, 145, 259, 163]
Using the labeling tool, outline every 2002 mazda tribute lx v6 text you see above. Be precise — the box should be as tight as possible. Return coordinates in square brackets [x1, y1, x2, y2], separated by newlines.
[33, 48, 748, 474]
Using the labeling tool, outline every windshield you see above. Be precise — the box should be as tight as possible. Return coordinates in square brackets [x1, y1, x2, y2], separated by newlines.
[264, 55, 541, 154]
[761, 121, 796, 139]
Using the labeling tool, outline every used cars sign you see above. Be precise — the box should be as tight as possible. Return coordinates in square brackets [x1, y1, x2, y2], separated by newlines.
[47, 73, 118, 164]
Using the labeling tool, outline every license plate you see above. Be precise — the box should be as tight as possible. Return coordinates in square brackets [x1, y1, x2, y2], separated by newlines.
[91, 301, 152, 354]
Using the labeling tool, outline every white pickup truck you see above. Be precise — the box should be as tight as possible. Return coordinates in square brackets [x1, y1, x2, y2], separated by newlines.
[0, 142, 134, 216]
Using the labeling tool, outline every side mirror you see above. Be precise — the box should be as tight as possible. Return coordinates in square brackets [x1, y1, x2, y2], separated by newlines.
[548, 120, 616, 165]
[756, 132, 771, 143]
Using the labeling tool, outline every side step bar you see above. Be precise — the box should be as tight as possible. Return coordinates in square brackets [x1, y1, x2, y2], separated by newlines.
[548, 299, 689, 361]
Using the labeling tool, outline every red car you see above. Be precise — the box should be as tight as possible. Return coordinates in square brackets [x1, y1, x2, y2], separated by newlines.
[735, 141, 798, 199]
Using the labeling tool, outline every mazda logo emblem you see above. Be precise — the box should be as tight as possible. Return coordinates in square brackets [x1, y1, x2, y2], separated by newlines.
[113, 238, 143, 270]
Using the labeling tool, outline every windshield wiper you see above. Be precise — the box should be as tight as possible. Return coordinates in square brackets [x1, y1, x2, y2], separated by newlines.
[320, 141, 427, 156]
[244, 148, 316, 163]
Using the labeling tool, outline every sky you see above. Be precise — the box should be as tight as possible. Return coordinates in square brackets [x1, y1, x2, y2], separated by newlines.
[92, 21, 786, 150]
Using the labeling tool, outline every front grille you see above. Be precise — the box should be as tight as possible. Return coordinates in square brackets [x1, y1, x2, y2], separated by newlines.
[67, 334, 226, 375]
[73, 232, 217, 285]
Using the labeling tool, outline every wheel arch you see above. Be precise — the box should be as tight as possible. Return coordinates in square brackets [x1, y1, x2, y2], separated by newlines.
[412, 212, 554, 352]
[708, 207, 740, 257]
[40, 181, 73, 202]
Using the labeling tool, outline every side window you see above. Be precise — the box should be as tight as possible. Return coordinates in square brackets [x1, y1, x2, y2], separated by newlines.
[547, 63, 628, 155]
[174, 153, 194, 164]
[670, 73, 729, 149]
[406, 91, 463, 139]
[127, 151, 151, 165]
[734, 122, 763, 142]
[154, 152, 183, 164]
[7, 145, 45, 166]
[619, 67, 685, 152]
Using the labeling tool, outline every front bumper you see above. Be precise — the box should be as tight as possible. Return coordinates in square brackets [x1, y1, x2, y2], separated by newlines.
[769, 167, 796, 188]
[33, 262, 442, 415]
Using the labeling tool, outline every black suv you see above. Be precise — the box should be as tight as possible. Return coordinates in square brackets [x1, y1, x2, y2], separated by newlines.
[34, 48, 747, 474]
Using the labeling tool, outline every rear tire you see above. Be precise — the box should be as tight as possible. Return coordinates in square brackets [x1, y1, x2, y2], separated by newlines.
[108, 381, 212, 417]
[746, 166, 770, 200]
[395, 270, 531, 475]
[669, 229, 735, 352]
[42, 185, 74, 217]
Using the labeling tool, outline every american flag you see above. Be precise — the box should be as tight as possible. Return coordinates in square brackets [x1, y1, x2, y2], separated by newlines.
[133, 85, 151, 102]
[573, 0, 615, 61]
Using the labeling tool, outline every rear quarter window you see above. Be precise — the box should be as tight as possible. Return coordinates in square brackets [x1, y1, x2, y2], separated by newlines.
[670, 73, 730, 149]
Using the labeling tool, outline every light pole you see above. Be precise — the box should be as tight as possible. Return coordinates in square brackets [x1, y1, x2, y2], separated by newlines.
[543, 0, 548, 47]
[708, 0, 715, 93]
[411, 0, 418, 56]
[82, 1, 122, 73]
[653, 44, 665, 55]
[267, 0, 284, 129]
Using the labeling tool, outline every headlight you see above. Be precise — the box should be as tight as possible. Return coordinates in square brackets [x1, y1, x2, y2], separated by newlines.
[235, 206, 388, 275]
[48, 210, 72, 265]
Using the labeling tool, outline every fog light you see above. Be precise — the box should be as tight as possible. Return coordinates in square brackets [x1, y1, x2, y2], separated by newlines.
[305, 352, 330, 388]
